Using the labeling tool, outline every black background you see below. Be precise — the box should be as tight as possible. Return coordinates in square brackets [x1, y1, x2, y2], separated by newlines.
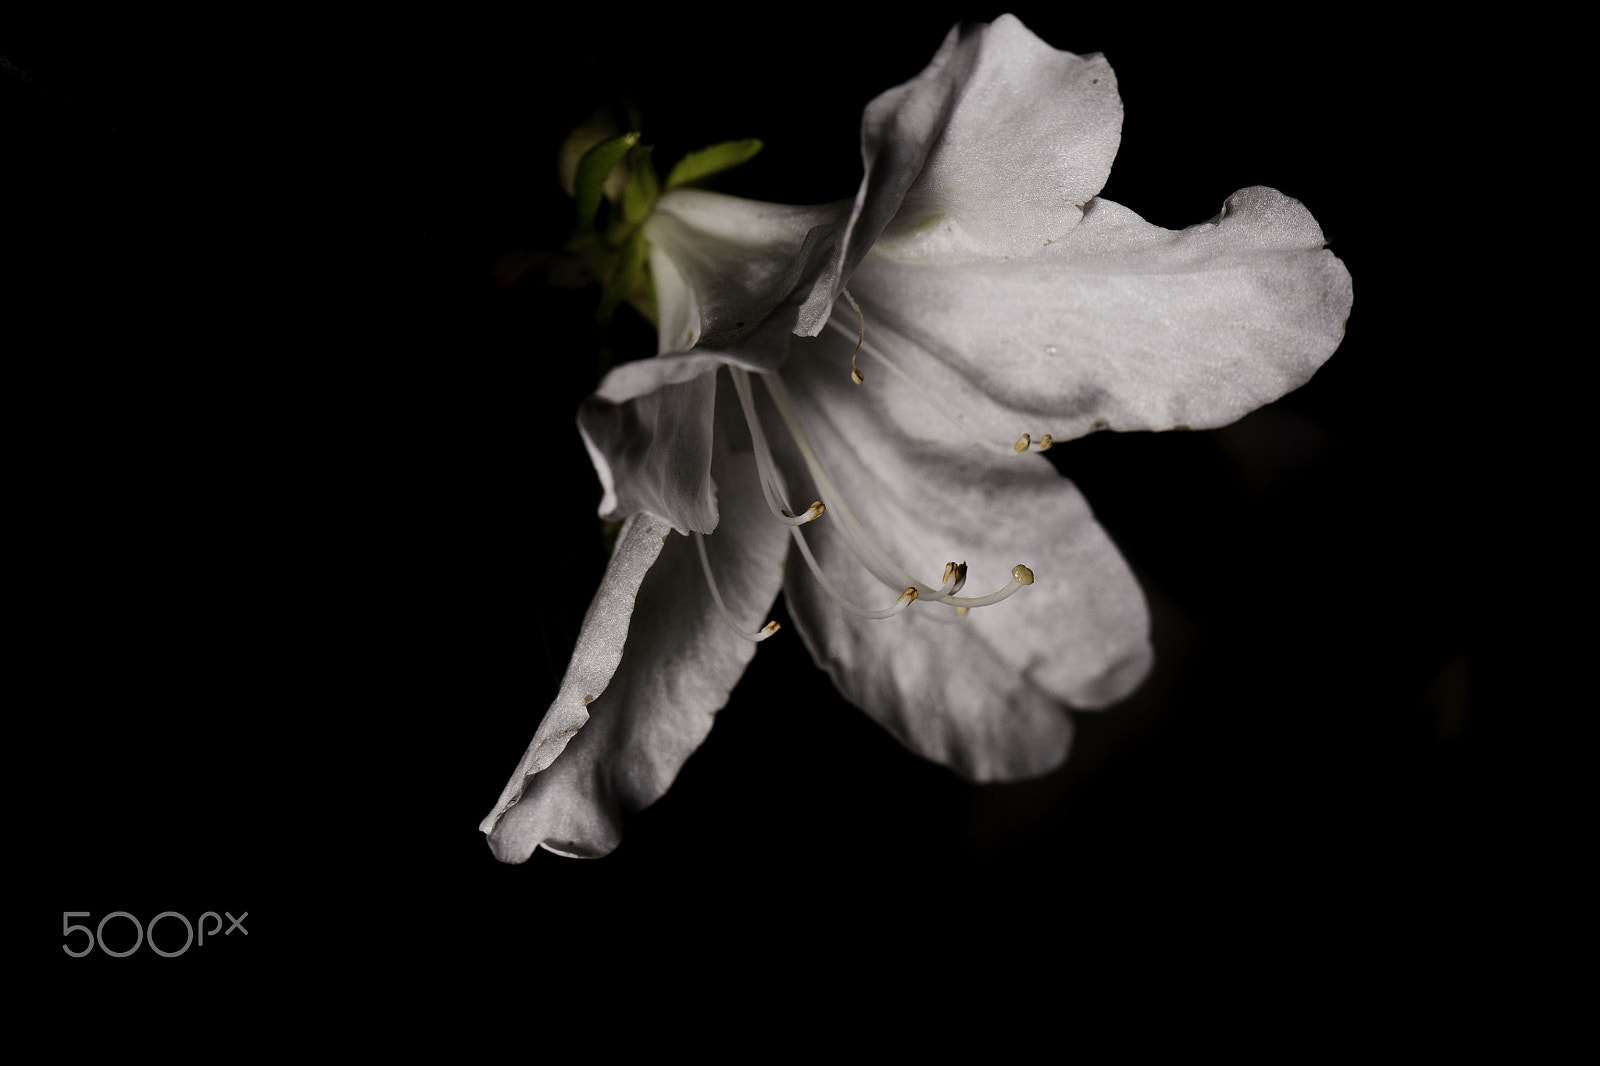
[18, 6, 1522, 1004]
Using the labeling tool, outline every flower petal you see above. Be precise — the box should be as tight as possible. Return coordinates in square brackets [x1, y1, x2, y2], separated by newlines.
[581, 190, 858, 535]
[579, 330, 812, 534]
[648, 236, 700, 357]
[805, 14, 1121, 330]
[646, 188, 849, 352]
[478, 511, 673, 837]
[578, 353, 722, 534]
[770, 357, 1151, 782]
[841, 187, 1353, 451]
[484, 438, 789, 861]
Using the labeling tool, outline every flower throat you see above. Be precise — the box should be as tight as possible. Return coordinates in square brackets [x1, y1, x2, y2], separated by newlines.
[694, 296, 1036, 644]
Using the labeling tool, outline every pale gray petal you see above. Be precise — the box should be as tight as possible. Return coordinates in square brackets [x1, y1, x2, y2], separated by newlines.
[870, 17, 1121, 264]
[577, 342, 804, 535]
[485, 441, 790, 861]
[578, 353, 723, 534]
[798, 15, 1123, 327]
[770, 357, 1151, 782]
[839, 188, 1353, 451]
[646, 189, 850, 352]
[649, 239, 700, 357]
[478, 512, 674, 837]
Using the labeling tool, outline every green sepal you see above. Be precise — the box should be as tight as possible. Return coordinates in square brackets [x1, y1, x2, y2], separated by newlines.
[597, 226, 649, 324]
[622, 145, 659, 224]
[575, 132, 639, 232]
[664, 138, 763, 190]
[558, 111, 619, 198]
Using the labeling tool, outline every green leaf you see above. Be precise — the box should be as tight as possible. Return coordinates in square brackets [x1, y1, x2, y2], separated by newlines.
[574, 132, 639, 231]
[664, 138, 763, 190]
[622, 144, 659, 224]
[598, 226, 649, 324]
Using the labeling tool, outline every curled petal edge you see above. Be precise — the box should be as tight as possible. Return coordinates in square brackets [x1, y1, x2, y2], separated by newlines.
[478, 512, 673, 836]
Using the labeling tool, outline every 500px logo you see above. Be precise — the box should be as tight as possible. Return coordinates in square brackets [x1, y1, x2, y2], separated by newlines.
[62, 911, 248, 958]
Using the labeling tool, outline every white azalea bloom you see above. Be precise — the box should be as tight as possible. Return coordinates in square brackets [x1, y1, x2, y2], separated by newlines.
[482, 14, 1353, 861]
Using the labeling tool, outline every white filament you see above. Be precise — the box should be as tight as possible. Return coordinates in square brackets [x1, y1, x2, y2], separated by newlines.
[823, 315, 1000, 455]
[941, 577, 1027, 609]
[759, 369, 925, 594]
[787, 525, 917, 619]
[758, 370, 1029, 611]
[695, 533, 779, 643]
[728, 367, 823, 526]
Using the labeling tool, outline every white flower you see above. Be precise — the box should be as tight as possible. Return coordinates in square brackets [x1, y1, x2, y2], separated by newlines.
[481, 14, 1353, 860]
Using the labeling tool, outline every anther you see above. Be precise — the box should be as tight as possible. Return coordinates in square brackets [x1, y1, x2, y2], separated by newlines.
[756, 621, 781, 641]
[1014, 433, 1030, 452]
[1037, 434, 1053, 452]
[945, 563, 1036, 608]
[841, 289, 865, 385]
[936, 561, 968, 598]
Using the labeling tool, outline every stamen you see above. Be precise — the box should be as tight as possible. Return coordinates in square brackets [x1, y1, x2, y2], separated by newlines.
[760, 371, 924, 595]
[696, 533, 780, 643]
[932, 561, 968, 599]
[1037, 434, 1053, 452]
[1014, 433, 1031, 453]
[789, 526, 919, 618]
[841, 289, 865, 384]
[756, 368, 1034, 621]
[943, 564, 1035, 609]
[823, 315, 1008, 455]
[728, 367, 825, 527]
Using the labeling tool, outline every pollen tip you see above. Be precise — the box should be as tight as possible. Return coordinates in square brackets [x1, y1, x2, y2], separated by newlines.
[942, 561, 958, 583]
[756, 621, 781, 641]
[897, 587, 918, 607]
[806, 501, 825, 521]
[956, 606, 969, 616]
[851, 368, 865, 385]
[1011, 564, 1034, 586]
[1038, 434, 1053, 452]
[1013, 433, 1030, 453]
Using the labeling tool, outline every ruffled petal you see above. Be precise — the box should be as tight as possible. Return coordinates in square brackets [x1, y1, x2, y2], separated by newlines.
[800, 14, 1122, 330]
[580, 334, 817, 534]
[478, 511, 674, 836]
[577, 353, 723, 534]
[835, 187, 1353, 452]
[769, 357, 1151, 782]
[484, 440, 790, 861]
[579, 191, 856, 535]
